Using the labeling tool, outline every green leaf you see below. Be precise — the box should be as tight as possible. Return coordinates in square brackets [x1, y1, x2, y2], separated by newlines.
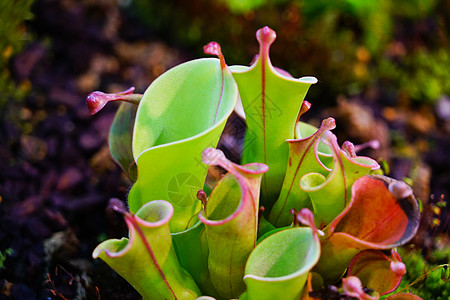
[172, 221, 217, 297]
[108, 102, 138, 181]
[92, 200, 201, 300]
[230, 26, 317, 209]
[240, 227, 321, 300]
[268, 118, 336, 227]
[314, 175, 420, 283]
[128, 57, 238, 232]
[257, 213, 277, 239]
[199, 148, 268, 299]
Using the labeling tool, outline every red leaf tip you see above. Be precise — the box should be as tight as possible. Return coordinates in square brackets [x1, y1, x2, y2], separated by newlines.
[86, 91, 108, 115]
[203, 42, 221, 56]
[197, 190, 208, 207]
[297, 101, 312, 120]
[204, 41, 226, 69]
[108, 198, 127, 214]
[296, 208, 315, 227]
[256, 26, 277, 63]
[300, 101, 312, 115]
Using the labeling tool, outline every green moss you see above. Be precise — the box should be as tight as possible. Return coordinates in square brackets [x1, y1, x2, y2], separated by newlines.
[383, 247, 450, 300]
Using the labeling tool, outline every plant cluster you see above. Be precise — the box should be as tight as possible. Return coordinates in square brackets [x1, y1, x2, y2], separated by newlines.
[87, 27, 422, 299]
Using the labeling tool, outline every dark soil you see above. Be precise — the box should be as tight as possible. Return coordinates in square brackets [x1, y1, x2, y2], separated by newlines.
[0, 1, 448, 299]
[0, 1, 182, 299]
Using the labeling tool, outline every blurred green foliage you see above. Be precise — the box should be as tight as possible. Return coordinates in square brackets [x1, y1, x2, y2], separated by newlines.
[127, 0, 448, 105]
[0, 0, 34, 111]
[378, 48, 450, 103]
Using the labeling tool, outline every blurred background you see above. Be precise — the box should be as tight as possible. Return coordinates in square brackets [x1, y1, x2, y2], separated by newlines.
[0, 0, 448, 299]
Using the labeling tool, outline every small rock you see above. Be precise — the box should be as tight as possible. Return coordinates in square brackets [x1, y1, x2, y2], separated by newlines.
[56, 168, 84, 192]
[10, 283, 37, 300]
[436, 95, 450, 121]
[20, 135, 48, 162]
[79, 131, 102, 151]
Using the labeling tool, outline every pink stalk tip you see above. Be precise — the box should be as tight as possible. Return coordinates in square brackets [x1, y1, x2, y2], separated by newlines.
[296, 208, 315, 228]
[108, 198, 128, 215]
[203, 42, 226, 69]
[342, 276, 377, 300]
[322, 117, 337, 131]
[391, 261, 406, 276]
[390, 249, 406, 276]
[342, 141, 357, 157]
[256, 26, 276, 46]
[86, 87, 136, 115]
[353, 140, 381, 153]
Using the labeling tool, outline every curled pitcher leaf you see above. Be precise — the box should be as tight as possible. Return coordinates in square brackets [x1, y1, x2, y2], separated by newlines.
[230, 26, 318, 209]
[299, 131, 379, 227]
[198, 148, 268, 299]
[347, 249, 406, 295]
[269, 118, 336, 227]
[270, 103, 378, 228]
[240, 226, 321, 300]
[92, 200, 201, 300]
[294, 121, 333, 169]
[314, 175, 420, 283]
[128, 54, 238, 232]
